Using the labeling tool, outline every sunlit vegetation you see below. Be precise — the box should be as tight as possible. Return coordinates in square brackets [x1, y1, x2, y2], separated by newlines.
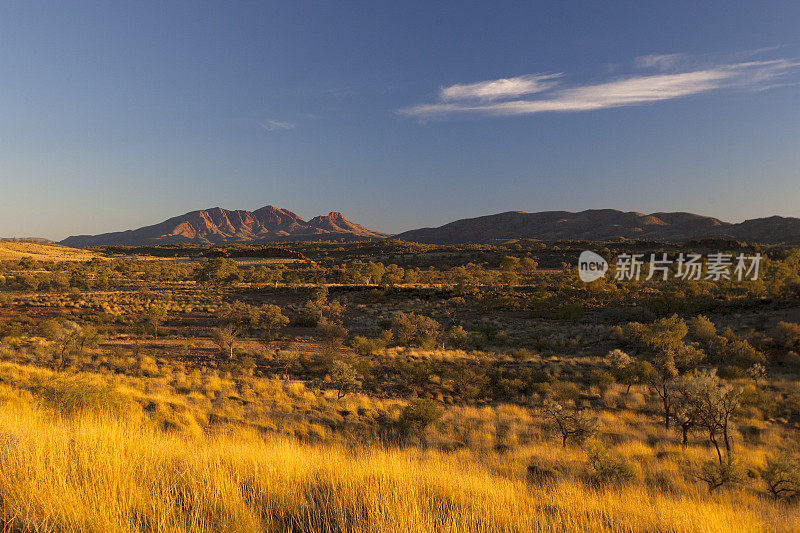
[0, 239, 799, 531]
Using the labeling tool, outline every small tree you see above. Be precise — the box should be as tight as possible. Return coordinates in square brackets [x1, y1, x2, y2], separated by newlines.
[625, 315, 704, 372]
[19, 273, 40, 291]
[258, 304, 289, 340]
[673, 373, 704, 446]
[541, 398, 598, 447]
[746, 363, 767, 387]
[274, 349, 299, 378]
[317, 318, 348, 351]
[194, 258, 239, 284]
[641, 353, 678, 429]
[685, 370, 743, 464]
[584, 440, 635, 485]
[51, 271, 71, 291]
[392, 312, 418, 346]
[696, 459, 742, 492]
[211, 323, 238, 360]
[42, 319, 82, 369]
[303, 288, 344, 325]
[520, 256, 539, 272]
[415, 315, 442, 349]
[761, 453, 800, 500]
[350, 335, 385, 356]
[216, 301, 257, 334]
[143, 305, 167, 338]
[499, 256, 520, 270]
[329, 360, 362, 399]
[723, 338, 765, 368]
[627, 315, 688, 353]
[608, 348, 632, 370]
[589, 370, 615, 395]
[608, 349, 642, 393]
[77, 325, 101, 356]
[391, 312, 442, 348]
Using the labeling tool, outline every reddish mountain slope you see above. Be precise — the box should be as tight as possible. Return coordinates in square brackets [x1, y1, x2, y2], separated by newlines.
[61, 206, 800, 247]
[61, 206, 387, 247]
[394, 209, 730, 243]
[393, 209, 800, 244]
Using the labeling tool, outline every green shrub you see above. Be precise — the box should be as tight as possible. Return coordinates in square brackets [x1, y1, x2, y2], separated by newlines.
[783, 351, 800, 372]
[724, 339, 765, 368]
[696, 460, 743, 492]
[399, 399, 441, 436]
[36, 374, 129, 416]
[589, 370, 615, 394]
[761, 453, 800, 500]
[774, 322, 800, 349]
[350, 335, 384, 356]
[718, 365, 747, 379]
[526, 460, 563, 485]
[688, 315, 717, 343]
[584, 440, 635, 485]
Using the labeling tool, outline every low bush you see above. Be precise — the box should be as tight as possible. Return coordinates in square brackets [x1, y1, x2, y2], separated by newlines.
[35, 374, 130, 416]
[583, 440, 635, 485]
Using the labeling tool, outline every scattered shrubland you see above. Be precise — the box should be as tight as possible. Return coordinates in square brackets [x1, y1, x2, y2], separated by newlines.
[0, 240, 798, 531]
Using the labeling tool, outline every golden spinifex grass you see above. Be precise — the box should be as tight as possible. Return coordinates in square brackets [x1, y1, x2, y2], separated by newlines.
[0, 241, 100, 262]
[0, 396, 796, 533]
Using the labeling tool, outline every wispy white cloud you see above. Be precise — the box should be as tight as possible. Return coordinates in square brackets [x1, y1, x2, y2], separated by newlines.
[634, 53, 685, 70]
[399, 57, 799, 120]
[440, 73, 562, 101]
[742, 45, 791, 57]
[258, 119, 296, 131]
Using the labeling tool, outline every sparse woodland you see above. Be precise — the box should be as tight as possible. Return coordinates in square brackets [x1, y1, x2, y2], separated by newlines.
[0, 240, 799, 531]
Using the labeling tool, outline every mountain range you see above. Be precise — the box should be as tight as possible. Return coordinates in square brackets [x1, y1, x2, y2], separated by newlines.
[394, 209, 800, 244]
[60, 206, 387, 247]
[59, 207, 800, 247]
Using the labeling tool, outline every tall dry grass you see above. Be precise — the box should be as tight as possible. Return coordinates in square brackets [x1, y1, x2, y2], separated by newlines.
[0, 394, 796, 533]
[0, 241, 100, 262]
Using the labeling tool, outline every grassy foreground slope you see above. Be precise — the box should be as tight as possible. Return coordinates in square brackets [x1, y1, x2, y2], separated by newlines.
[0, 241, 100, 262]
[0, 362, 795, 533]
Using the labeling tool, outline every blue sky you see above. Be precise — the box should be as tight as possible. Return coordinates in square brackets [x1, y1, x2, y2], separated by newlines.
[1, 1, 799, 240]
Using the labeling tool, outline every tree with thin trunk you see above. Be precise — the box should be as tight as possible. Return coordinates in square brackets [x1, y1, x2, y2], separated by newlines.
[677, 370, 743, 464]
[77, 325, 101, 356]
[673, 374, 704, 447]
[42, 319, 82, 370]
[329, 360, 361, 399]
[608, 349, 638, 393]
[746, 363, 767, 388]
[258, 304, 289, 340]
[143, 305, 167, 338]
[641, 353, 678, 429]
[541, 398, 598, 448]
[211, 323, 238, 360]
[698, 375, 742, 464]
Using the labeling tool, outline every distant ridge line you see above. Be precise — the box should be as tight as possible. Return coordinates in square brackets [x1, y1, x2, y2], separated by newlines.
[60, 207, 800, 246]
[61, 205, 387, 247]
[393, 209, 800, 245]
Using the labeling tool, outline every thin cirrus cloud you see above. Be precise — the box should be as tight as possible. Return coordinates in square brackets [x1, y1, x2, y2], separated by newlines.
[257, 119, 296, 131]
[440, 73, 563, 101]
[634, 53, 685, 70]
[398, 57, 799, 120]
